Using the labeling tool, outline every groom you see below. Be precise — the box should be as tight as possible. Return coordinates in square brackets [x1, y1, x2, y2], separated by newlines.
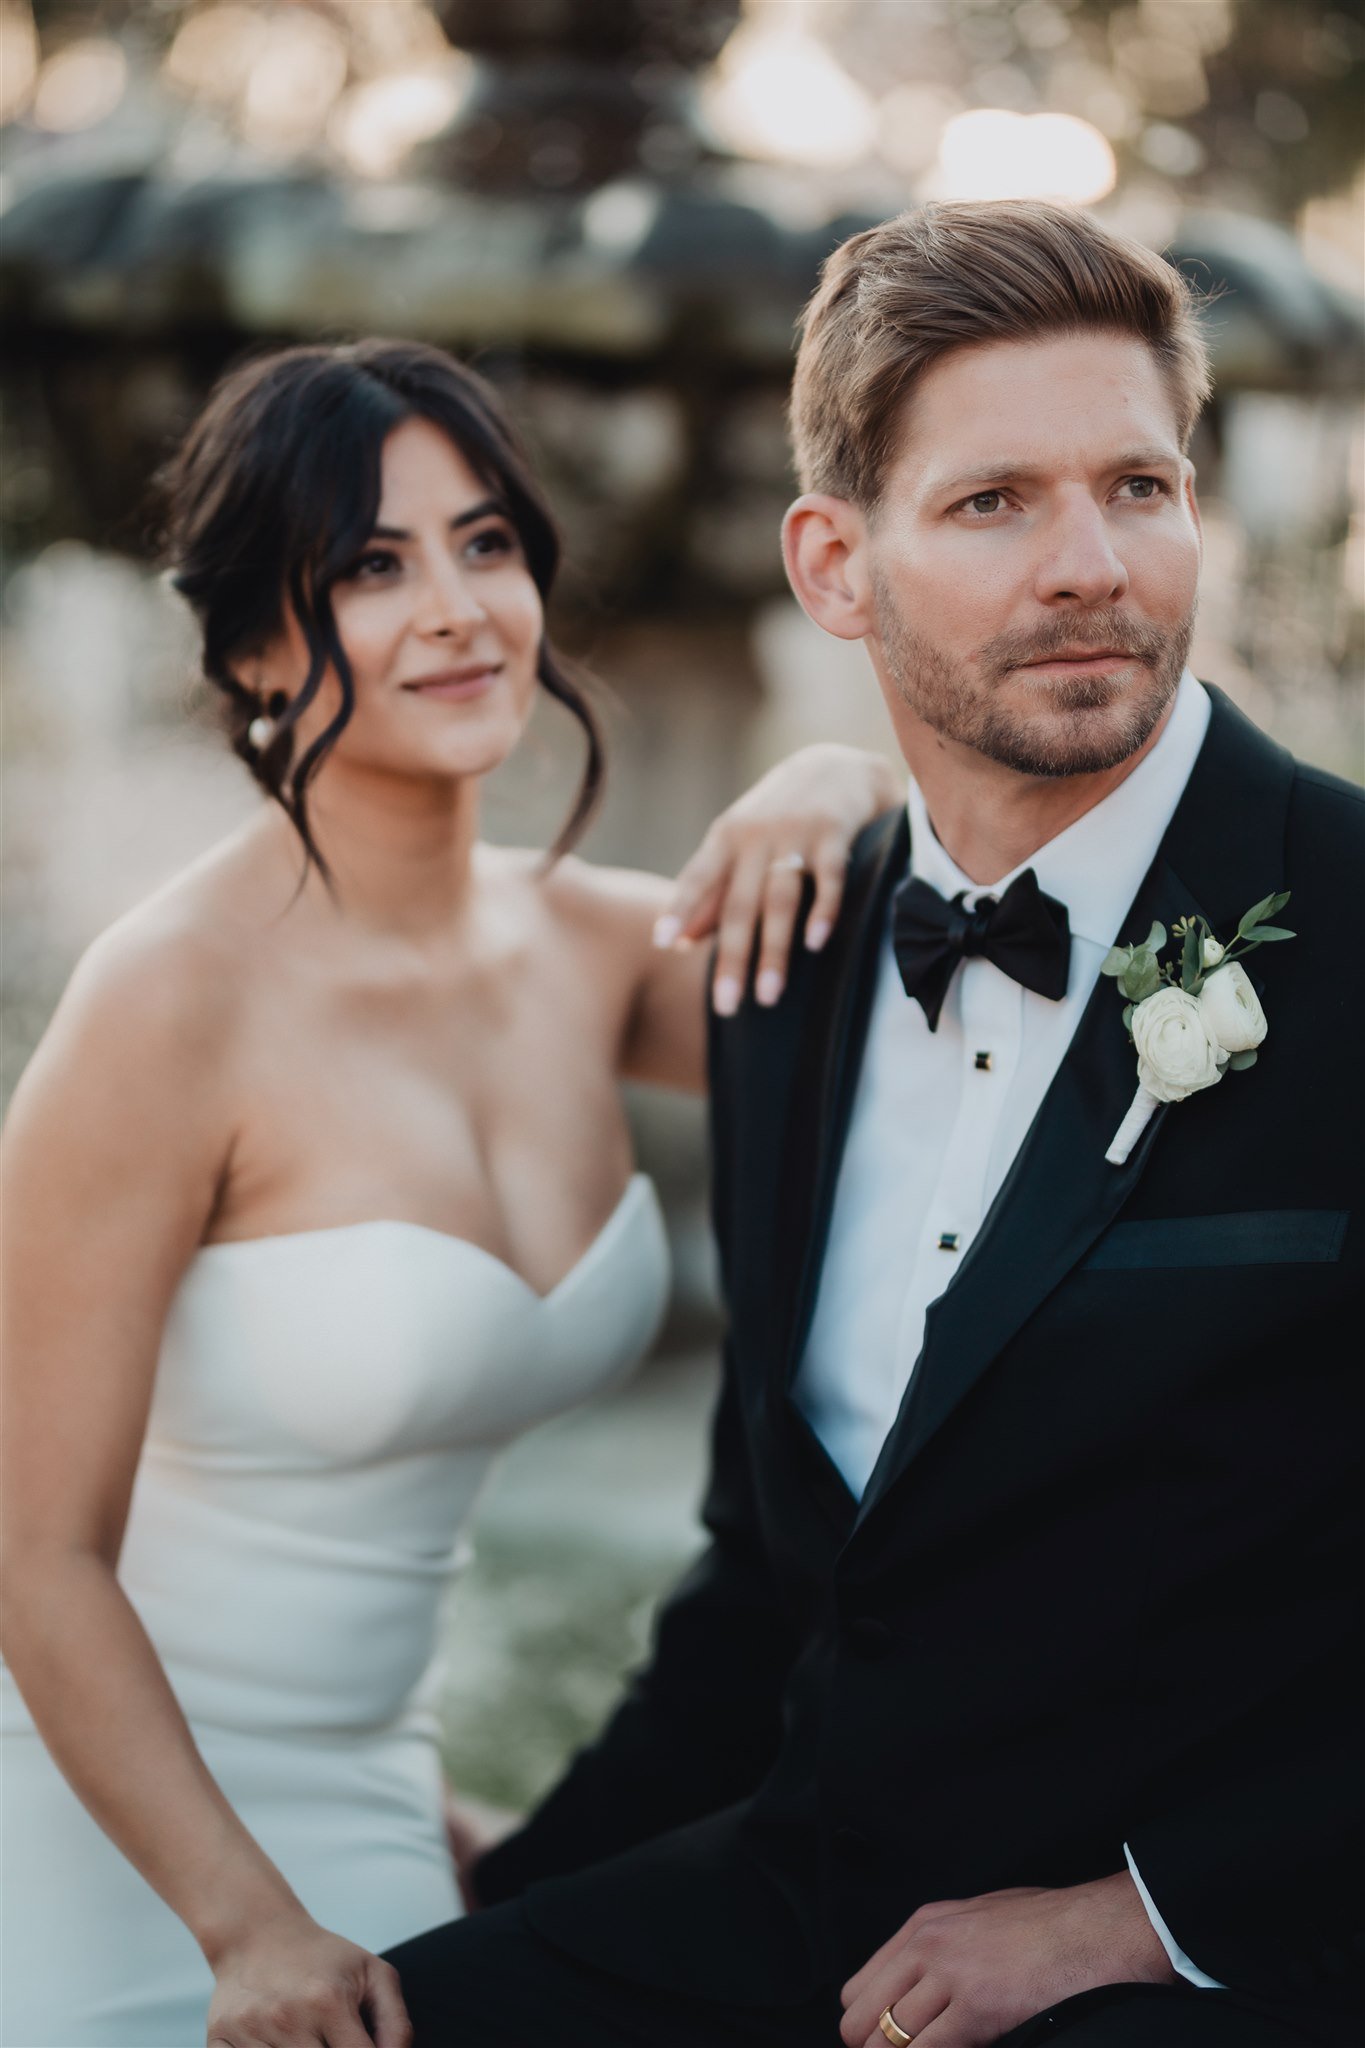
[390, 202, 1363, 2046]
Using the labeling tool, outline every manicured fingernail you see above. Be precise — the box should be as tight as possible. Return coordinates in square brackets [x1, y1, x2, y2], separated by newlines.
[652, 914, 682, 949]
[713, 975, 740, 1016]
[805, 918, 831, 952]
[756, 969, 784, 1007]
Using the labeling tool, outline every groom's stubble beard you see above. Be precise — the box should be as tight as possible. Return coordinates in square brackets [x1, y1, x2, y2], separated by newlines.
[870, 567, 1196, 780]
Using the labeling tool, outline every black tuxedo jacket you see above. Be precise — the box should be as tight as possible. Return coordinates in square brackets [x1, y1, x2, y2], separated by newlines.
[479, 690, 1363, 2023]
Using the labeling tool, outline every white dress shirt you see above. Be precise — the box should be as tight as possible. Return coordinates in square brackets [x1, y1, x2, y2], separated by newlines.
[794, 669, 1222, 1988]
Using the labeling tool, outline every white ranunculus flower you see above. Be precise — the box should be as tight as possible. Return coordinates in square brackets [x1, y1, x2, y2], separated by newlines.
[1131, 986, 1225, 1103]
[1197, 961, 1268, 1054]
[1202, 936, 1225, 966]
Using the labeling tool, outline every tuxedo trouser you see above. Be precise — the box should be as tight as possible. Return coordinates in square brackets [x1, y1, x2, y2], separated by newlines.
[386, 1902, 1353, 2048]
[386, 1902, 839, 2045]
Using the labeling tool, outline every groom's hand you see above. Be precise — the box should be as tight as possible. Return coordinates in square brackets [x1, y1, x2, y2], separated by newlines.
[840, 1871, 1177, 2047]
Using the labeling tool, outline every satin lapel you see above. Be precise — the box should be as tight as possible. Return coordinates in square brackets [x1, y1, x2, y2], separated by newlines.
[771, 808, 909, 1408]
[856, 686, 1297, 1516]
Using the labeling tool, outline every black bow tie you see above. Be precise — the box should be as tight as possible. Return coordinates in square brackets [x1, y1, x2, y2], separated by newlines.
[891, 867, 1071, 1031]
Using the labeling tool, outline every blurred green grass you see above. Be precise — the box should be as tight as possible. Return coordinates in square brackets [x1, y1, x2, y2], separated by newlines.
[435, 1351, 713, 1811]
[439, 1530, 692, 1810]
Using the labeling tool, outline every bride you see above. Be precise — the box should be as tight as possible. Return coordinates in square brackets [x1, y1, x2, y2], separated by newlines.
[0, 338, 897, 2047]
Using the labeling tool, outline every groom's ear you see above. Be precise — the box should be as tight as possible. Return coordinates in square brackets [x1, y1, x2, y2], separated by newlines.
[782, 493, 875, 643]
[1182, 460, 1204, 555]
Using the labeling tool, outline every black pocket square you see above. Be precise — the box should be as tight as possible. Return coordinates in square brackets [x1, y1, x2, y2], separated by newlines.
[1082, 1210, 1348, 1270]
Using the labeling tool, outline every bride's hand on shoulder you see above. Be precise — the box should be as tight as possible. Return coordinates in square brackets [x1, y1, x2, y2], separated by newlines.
[207, 1912, 411, 2048]
[595, 743, 899, 1093]
[657, 743, 902, 1015]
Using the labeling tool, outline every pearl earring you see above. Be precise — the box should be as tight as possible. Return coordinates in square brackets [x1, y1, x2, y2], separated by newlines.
[247, 712, 277, 752]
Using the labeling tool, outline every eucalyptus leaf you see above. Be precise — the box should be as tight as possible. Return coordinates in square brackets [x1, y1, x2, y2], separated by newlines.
[1121, 952, 1159, 1001]
[1267, 890, 1291, 916]
[1228, 1049, 1258, 1072]
[1121, 1003, 1135, 1033]
[1238, 894, 1277, 937]
[1243, 925, 1296, 943]
[1100, 946, 1132, 979]
[1145, 921, 1167, 954]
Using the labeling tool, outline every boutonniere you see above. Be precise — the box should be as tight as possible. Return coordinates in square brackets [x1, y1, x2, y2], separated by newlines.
[1101, 891, 1295, 1165]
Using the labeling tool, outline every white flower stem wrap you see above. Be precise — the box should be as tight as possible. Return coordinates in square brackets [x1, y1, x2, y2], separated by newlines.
[1105, 1084, 1162, 1166]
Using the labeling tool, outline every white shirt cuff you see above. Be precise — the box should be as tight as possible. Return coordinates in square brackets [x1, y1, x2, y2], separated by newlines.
[1123, 1843, 1226, 1989]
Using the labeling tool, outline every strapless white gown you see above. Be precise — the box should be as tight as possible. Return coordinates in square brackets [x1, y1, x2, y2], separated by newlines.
[1, 1176, 669, 2047]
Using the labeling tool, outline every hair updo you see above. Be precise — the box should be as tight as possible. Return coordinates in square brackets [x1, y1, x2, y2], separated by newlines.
[159, 338, 604, 870]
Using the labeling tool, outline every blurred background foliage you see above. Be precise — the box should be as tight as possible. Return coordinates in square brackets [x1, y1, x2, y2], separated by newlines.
[2, 0, 1362, 1805]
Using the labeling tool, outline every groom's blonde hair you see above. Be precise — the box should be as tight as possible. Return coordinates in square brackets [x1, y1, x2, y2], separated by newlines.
[790, 200, 1212, 508]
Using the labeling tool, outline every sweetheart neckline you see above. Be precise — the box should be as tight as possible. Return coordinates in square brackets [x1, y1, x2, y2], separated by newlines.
[194, 1173, 655, 1306]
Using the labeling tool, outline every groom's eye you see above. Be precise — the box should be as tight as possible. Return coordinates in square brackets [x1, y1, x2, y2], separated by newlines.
[962, 491, 1005, 516]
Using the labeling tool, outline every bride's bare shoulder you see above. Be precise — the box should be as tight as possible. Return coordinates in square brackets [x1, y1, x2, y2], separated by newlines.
[1, 825, 307, 1234]
[28, 820, 293, 1086]
[480, 844, 669, 950]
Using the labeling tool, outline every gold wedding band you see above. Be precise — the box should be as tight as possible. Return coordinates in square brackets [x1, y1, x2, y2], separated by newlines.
[879, 2008, 914, 2047]
[768, 850, 806, 872]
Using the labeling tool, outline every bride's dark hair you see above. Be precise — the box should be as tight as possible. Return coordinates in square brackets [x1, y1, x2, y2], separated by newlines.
[159, 339, 604, 871]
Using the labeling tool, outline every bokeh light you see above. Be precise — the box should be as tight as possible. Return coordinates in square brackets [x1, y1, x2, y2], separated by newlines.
[164, 5, 270, 108]
[238, 10, 348, 155]
[330, 63, 469, 179]
[932, 108, 1118, 204]
[704, 20, 877, 170]
[31, 35, 128, 133]
[0, 1, 39, 123]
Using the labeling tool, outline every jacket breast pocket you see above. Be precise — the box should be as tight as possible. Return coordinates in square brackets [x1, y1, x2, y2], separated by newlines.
[1082, 1209, 1348, 1271]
